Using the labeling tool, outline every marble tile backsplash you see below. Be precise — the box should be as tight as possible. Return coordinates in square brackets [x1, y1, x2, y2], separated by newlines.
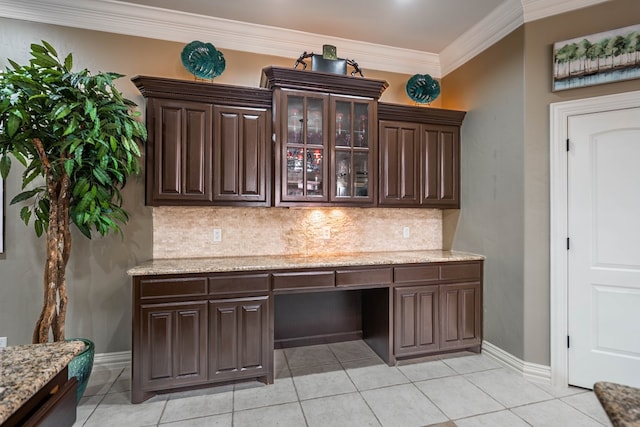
[153, 207, 442, 259]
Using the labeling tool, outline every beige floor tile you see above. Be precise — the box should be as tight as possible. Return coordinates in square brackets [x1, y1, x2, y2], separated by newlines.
[464, 368, 553, 408]
[301, 392, 381, 427]
[160, 385, 233, 424]
[361, 383, 448, 427]
[233, 402, 306, 427]
[511, 399, 604, 427]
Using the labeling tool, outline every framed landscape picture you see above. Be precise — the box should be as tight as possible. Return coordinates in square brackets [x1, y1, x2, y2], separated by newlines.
[553, 23, 640, 91]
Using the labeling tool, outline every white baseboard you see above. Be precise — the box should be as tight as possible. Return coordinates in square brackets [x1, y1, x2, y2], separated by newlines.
[93, 350, 131, 370]
[482, 340, 551, 384]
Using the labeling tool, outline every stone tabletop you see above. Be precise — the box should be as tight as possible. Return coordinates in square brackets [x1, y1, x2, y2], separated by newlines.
[127, 250, 485, 276]
[594, 381, 640, 427]
[0, 340, 86, 424]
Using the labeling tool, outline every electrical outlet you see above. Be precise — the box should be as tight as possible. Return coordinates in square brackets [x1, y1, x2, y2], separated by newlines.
[213, 228, 222, 242]
[322, 226, 331, 239]
[403, 226, 410, 238]
[0, 337, 7, 348]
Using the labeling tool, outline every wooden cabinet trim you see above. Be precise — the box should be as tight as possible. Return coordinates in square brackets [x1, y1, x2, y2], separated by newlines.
[139, 277, 208, 300]
[272, 271, 335, 291]
[335, 267, 393, 288]
[209, 274, 270, 295]
[394, 265, 440, 283]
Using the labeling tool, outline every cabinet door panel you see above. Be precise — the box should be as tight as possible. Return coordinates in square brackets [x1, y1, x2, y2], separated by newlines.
[422, 125, 459, 208]
[140, 302, 208, 389]
[240, 302, 266, 369]
[147, 311, 172, 380]
[209, 296, 270, 381]
[213, 106, 268, 203]
[152, 100, 212, 203]
[394, 286, 439, 357]
[379, 121, 420, 205]
[175, 309, 204, 378]
[211, 304, 239, 373]
[439, 283, 481, 350]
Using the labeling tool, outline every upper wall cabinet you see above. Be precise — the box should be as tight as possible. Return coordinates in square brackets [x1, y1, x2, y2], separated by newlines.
[378, 103, 466, 209]
[132, 76, 272, 206]
[261, 67, 388, 207]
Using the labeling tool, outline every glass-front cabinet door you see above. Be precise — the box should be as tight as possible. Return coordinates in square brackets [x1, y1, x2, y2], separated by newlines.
[281, 90, 329, 202]
[330, 96, 375, 203]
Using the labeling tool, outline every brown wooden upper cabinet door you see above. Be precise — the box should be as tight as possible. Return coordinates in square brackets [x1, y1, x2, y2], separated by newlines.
[330, 96, 377, 205]
[213, 106, 269, 205]
[378, 121, 420, 206]
[422, 124, 460, 208]
[276, 90, 329, 205]
[149, 99, 213, 204]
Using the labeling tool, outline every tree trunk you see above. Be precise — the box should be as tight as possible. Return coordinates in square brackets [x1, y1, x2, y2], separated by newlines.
[32, 140, 72, 343]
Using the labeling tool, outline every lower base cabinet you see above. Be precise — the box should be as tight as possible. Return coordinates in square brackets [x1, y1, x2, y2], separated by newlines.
[140, 302, 208, 391]
[209, 296, 271, 382]
[132, 259, 482, 402]
[440, 282, 482, 350]
[394, 285, 439, 357]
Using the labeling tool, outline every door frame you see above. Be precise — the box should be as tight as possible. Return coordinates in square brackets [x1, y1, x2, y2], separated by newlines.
[549, 89, 640, 387]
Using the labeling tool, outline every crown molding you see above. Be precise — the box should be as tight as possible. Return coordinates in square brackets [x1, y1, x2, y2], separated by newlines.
[439, 0, 524, 76]
[0, 0, 440, 77]
[0, 0, 605, 79]
[521, 0, 609, 22]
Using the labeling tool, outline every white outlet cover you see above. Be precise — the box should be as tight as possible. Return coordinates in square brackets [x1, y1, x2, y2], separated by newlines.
[403, 227, 410, 238]
[213, 228, 222, 242]
[322, 227, 331, 239]
[0, 337, 7, 348]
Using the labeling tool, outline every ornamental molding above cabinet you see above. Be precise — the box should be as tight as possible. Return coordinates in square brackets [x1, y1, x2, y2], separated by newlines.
[132, 68, 465, 208]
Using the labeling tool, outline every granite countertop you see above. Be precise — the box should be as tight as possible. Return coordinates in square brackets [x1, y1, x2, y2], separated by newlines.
[594, 381, 640, 427]
[127, 250, 484, 276]
[0, 340, 86, 424]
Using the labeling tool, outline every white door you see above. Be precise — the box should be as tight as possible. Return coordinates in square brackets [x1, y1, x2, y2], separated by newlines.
[567, 107, 640, 389]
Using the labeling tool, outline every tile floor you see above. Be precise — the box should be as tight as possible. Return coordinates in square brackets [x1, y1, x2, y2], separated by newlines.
[74, 340, 612, 427]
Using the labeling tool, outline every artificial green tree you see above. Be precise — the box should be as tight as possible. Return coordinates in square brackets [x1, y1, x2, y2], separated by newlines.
[0, 41, 146, 343]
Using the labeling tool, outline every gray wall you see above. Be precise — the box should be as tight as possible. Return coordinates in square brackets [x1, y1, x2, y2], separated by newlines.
[0, 17, 416, 353]
[442, 0, 640, 365]
[441, 29, 526, 359]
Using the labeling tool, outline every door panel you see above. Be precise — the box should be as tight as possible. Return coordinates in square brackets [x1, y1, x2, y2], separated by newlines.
[568, 107, 640, 388]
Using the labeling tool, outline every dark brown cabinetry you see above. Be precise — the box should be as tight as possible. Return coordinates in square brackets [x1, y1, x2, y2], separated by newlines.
[261, 66, 387, 206]
[440, 282, 482, 350]
[140, 301, 208, 390]
[132, 258, 482, 402]
[149, 99, 212, 203]
[213, 106, 269, 204]
[378, 103, 466, 208]
[209, 296, 270, 382]
[394, 285, 439, 356]
[132, 274, 273, 403]
[392, 261, 482, 359]
[132, 76, 272, 207]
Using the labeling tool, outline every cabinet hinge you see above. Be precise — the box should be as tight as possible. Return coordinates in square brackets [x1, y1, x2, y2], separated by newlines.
[567, 335, 570, 348]
[566, 138, 570, 152]
[567, 238, 570, 250]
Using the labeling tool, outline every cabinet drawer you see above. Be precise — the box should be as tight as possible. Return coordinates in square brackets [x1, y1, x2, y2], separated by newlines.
[335, 268, 392, 287]
[272, 271, 335, 291]
[394, 265, 440, 284]
[209, 274, 270, 295]
[440, 262, 482, 282]
[139, 277, 208, 299]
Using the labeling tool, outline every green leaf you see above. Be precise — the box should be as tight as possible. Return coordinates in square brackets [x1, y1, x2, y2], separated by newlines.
[34, 219, 44, 237]
[41, 40, 58, 57]
[0, 155, 11, 179]
[64, 53, 73, 71]
[64, 158, 74, 176]
[10, 188, 40, 204]
[20, 206, 32, 225]
[7, 114, 20, 137]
